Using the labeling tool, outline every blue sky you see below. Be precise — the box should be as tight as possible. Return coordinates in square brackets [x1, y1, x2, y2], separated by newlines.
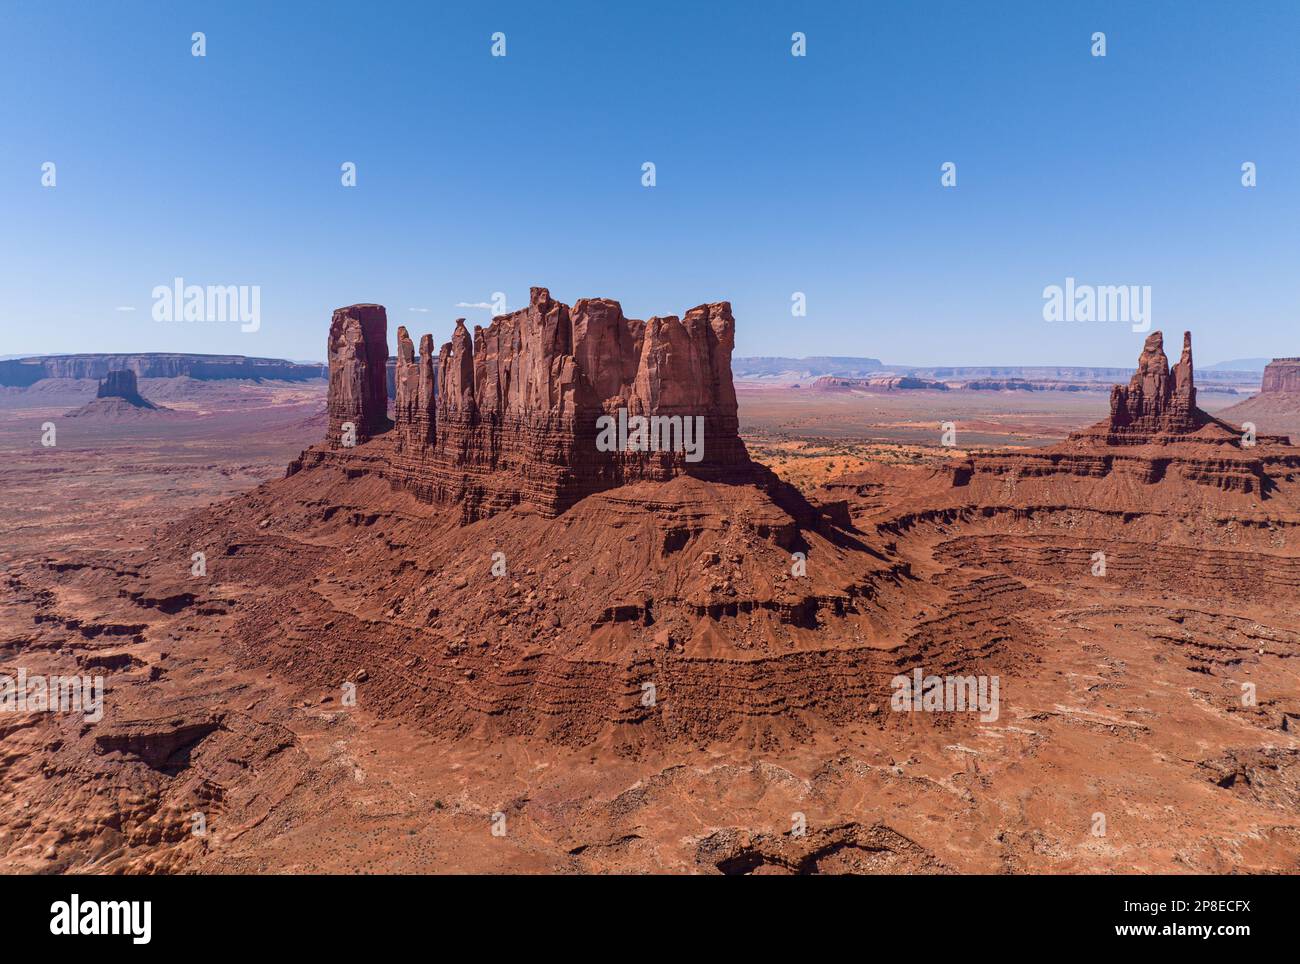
[3, 0, 1297, 366]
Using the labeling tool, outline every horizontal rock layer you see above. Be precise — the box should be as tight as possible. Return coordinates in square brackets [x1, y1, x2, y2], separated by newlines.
[0, 354, 322, 386]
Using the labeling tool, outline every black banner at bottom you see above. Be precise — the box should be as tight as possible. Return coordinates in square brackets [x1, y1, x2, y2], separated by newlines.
[0, 872, 1274, 950]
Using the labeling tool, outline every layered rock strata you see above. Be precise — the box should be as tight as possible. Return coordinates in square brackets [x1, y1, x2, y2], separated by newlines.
[950, 331, 1296, 495]
[1261, 358, 1300, 395]
[300, 286, 756, 520]
[0, 353, 321, 385]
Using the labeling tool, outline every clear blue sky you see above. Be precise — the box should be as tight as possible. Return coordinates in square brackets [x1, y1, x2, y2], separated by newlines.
[3, 0, 1297, 366]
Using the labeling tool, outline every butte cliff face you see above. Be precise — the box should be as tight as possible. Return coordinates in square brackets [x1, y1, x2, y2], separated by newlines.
[300, 286, 754, 520]
[325, 304, 390, 446]
[98, 369, 150, 404]
[1261, 358, 1300, 395]
[1217, 356, 1300, 440]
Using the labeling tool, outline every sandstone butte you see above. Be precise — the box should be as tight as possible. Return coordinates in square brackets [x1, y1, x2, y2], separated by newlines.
[1261, 357, 1300, 395]
[294, 286, 754, 521]
[65, 367, 167, 418]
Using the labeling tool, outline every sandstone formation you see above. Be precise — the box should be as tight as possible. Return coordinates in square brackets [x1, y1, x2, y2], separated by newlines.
[7, 313, 1300, 874]
[298, 287, 756, 520]
[0, 353, 322, 386]
[325, 304, 390, 447]
[1261, 357, 1300, 395]
[1218, 357, 1300, 440]
[65, 368, 173, 418]
[1096, 330, 1199, 439]
[946, 331, 1296, 496]
[97, 369, 153, 406]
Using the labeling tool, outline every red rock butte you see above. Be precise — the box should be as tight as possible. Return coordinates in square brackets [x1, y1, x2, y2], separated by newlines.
[295, 286, 756, 520]
[953, 330, 1296, 495]
[325, 304, 391, 446]
[1261, 357, 1300, 395]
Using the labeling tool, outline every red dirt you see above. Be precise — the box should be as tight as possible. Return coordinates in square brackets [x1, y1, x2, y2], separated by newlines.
[2, 314, 1299, 875]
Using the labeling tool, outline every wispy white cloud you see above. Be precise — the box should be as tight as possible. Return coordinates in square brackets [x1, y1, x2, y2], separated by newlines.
[455, 301, 493, 310]
[408, 307, 430, 313]
[114, 306, 135, 312]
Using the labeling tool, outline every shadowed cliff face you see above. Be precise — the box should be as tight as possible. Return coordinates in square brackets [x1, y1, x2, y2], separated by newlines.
[97, 369, 143, 401]
[314, 286, 756, 520]
[325, 304, 390, 447]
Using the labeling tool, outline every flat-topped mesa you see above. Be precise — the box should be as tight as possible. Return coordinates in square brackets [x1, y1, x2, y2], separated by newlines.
[1261, 357, 1300, 395]
[326, 304, 389, 447]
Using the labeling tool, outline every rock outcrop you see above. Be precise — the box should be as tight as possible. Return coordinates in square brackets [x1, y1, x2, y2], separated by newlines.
[65, 368, 173, 419]
[1217, 357, 1300, 440]
[97, 369, 154, 406]
[0, 353, 322, 386]
[1095, 331, 1200, 439]
[947, 330, 1297, 496]
[65, 368, 175, 418]
[325, 304, 390, 447]
[298, 286, 757, 520]
[1261, 358, 1300, 395]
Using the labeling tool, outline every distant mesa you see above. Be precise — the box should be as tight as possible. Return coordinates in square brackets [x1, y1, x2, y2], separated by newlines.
[810, 374, 948, 392]
[1217, 356, 1300, 437]
[732, 356, 884, 380]
[0, 353, 323, 387]
[65, 368, 173, 418]
[1261, 357, 1300, 395]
